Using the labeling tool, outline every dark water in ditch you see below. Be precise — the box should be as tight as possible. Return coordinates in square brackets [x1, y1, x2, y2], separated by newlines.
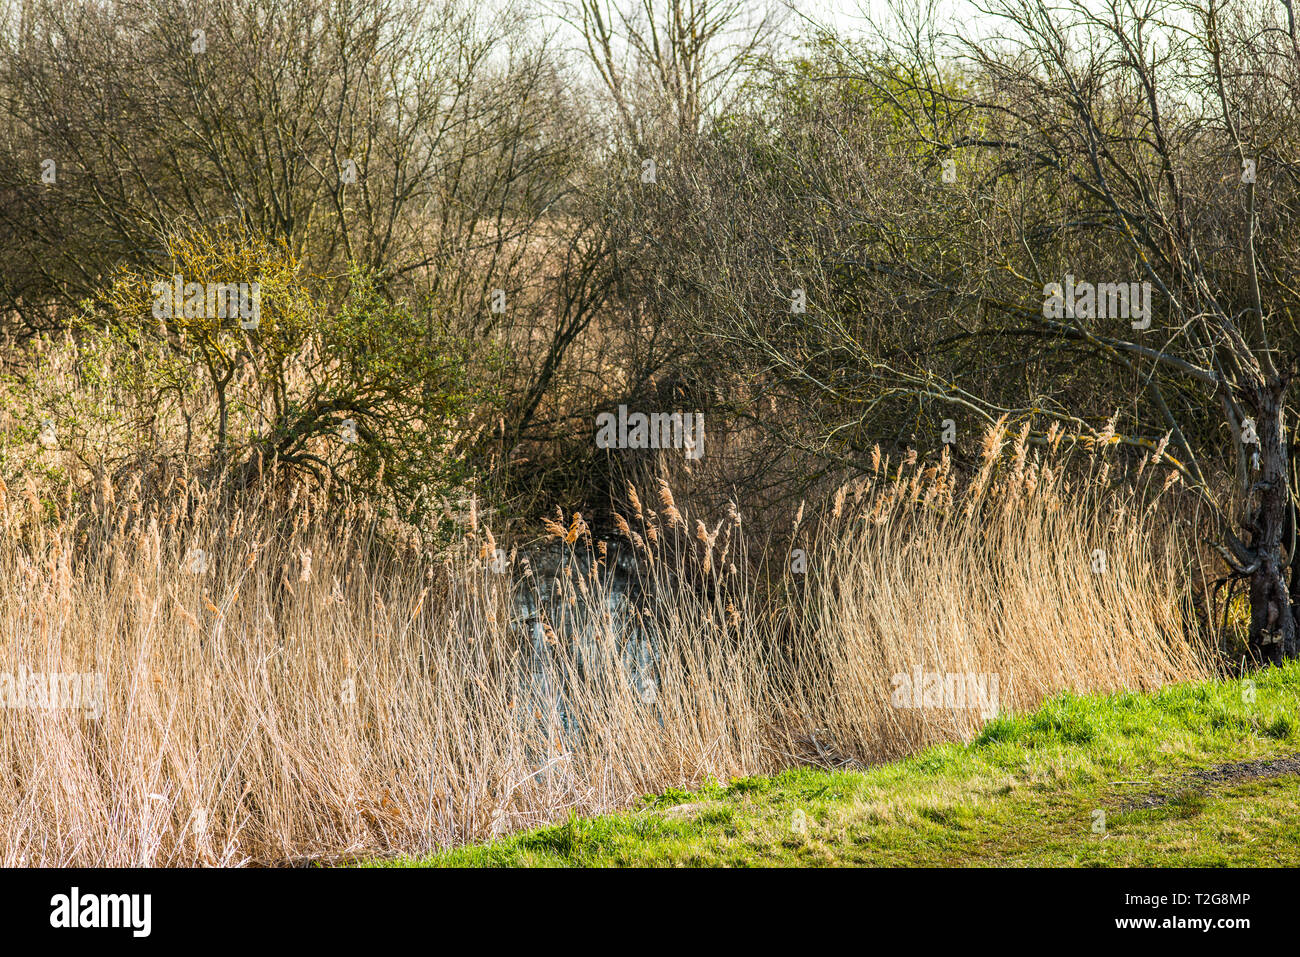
[508, 542, 659, 736]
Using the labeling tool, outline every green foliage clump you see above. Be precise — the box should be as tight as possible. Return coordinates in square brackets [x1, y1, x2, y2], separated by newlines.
[21, 225, 475, 525]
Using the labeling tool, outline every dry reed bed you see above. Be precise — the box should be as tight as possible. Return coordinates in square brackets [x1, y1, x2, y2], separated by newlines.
[0, 420, 1210, 865]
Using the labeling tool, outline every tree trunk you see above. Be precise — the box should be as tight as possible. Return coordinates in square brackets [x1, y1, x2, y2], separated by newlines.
[216, 382, 229, 464]
[1245, 383, 1299, 664]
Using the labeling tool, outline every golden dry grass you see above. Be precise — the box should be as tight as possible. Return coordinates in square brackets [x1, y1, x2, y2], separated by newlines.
[0, 422, 1210, 865]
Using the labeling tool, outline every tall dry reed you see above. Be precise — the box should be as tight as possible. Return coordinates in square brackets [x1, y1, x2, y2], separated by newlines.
[0, 423, 1210, 865]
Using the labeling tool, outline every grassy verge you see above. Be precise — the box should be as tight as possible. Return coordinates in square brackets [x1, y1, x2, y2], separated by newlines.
[371, 661, 1300, 867]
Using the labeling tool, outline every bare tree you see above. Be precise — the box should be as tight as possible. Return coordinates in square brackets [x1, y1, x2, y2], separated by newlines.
[636, 0, 1300, 663]
[555, 0, 782, 141]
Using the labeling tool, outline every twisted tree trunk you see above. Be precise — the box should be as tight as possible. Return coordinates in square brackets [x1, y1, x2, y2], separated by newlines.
[1245, 380, 1299, 664]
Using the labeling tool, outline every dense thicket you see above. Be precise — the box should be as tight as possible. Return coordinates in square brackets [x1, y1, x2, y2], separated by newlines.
[3, 0, 1299, 660]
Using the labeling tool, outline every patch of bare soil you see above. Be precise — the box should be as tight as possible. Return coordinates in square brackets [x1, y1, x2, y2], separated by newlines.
[1121, 751, 1300, 810]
